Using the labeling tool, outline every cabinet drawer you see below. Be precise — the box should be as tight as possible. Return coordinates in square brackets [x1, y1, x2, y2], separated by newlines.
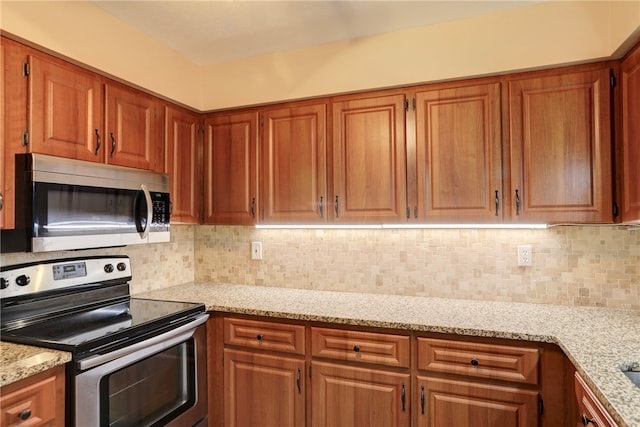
[0, 373, 58, 427]
[575, 372, 618, 427]
[223, 317, 305, 355]
[417, 338, 539, 385]
[311, 327, 410, 368]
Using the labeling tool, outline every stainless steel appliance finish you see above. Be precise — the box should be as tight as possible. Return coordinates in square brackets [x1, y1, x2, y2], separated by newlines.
[0, 256, 208, 427]
[4, 153, 171, 253]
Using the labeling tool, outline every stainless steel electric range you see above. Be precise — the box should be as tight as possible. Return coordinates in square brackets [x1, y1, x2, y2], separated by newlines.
[0, 255, 209, 427]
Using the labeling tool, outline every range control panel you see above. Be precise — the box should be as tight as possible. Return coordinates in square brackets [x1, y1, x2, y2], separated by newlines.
[0, 256, 132, 299]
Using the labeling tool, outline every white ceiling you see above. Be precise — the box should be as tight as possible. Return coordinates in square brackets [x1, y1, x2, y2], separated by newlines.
[91, 1, 540, 66]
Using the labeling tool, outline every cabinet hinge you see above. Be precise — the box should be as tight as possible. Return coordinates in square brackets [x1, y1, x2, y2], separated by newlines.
[22, 131, 29, 146]
[22, 62, 30, 77]
[610, 70, 617, 88]
[613, 201, 619, 218]
[538, 397, 544, 415]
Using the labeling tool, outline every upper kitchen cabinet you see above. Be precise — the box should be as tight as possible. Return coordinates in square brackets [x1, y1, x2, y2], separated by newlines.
[165, 105, 201, 224]
[506, 66, 613, 224]
[332, 93, 407, 223]
[26, 46, 162, 172]
[413, 81, 503, 223]
[104, 83, 163, 172]
[619, 42, 640, 223]
[261, 103, 327, 224]
[1, 38, 30, 230]
[203, 111, 258, 225]
[28, 54, 104, 163]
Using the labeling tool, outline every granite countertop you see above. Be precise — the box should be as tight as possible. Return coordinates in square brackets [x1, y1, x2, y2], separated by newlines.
[137, 283, 640, 427]
[0, 342, 71, 387]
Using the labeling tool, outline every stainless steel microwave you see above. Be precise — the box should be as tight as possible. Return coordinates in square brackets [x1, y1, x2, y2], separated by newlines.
[3, 153, 170, 253]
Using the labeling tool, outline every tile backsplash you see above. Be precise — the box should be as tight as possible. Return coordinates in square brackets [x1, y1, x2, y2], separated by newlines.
[2, 225, 638, 310]
[195, 225, 639, 311]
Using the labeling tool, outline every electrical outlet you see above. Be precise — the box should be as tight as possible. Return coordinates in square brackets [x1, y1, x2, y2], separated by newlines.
[251, 242, 263, 260]
[517, 245, 532, 267]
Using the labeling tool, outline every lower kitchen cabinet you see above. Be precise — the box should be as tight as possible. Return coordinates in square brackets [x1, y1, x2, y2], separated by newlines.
[223, 349, 305, 427]
[574, 372, 618, 427]
[214, 315, 579, 427]
[0, 365, 65, 427]
[311, 361, 410, 427]
[416, 376, 539, 427]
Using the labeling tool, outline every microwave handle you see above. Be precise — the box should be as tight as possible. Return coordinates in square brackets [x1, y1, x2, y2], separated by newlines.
[136, 184, 153, 239]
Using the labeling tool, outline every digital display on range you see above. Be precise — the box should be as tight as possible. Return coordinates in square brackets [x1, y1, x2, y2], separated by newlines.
[52, 262, 87, 280]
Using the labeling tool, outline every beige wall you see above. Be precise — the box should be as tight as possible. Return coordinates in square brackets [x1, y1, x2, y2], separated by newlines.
[0, 0, 202, 108]
[2, 1, 639, 111]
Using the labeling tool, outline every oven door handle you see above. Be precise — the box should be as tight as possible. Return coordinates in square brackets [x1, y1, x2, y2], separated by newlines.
[78, 313, 209, 371]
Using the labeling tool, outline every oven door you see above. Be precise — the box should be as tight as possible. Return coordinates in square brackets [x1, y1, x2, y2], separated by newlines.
[75, 314, 208, 427]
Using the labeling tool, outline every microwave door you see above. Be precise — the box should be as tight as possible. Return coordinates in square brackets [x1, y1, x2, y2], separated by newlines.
[30, 183, 146, 252]
[134, 185, 153, 239]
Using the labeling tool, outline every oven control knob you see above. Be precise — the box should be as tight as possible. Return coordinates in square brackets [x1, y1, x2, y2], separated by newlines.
[117, 262, 127, 272]
[0, 278, 8, 289]
[16, 275, 30, 287]
[104, 264, 114, 273]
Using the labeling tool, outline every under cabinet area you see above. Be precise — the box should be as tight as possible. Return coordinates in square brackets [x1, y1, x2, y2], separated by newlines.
[211, 315, 580, 427]
[0, 365, 65, 427]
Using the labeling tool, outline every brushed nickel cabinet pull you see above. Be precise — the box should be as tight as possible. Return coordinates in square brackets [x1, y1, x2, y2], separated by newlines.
[94, 129, 101, 155]
[110, 132, 116, 157]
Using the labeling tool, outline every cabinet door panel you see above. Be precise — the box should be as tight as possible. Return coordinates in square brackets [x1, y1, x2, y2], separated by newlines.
[620, 44, 640, 222]
[311, 361, 410, 427]
[29, 55, 103, 162]
[415, 82, 502, 222]
[105, 83, 158, 170]
[332, 95, 407, 223]
[224, 349, 305, 427]
[508, 69, 612, 223]
[416, 376, 538, 427]
[204, 112, 258, 225]
[262, 104, 327, 223]
[165, 106, 200, 224]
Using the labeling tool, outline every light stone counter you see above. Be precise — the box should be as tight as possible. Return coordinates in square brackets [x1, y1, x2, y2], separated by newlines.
[137, 283, 640, 427]
[0, 342, 71, 387]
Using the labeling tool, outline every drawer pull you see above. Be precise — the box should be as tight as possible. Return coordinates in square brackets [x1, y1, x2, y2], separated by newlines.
[353, 345, 360, 352]
[581, 414, 596, 425]
[470, 359, 479, 366]
[256, 334, 264, 341]
[19, 409, 32, 420]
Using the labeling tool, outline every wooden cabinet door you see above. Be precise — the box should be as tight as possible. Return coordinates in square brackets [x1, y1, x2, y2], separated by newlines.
[1, 39, 29, 230]
[620, 43, 640, 223]
[311, 361, 410, 427]
[261, 104, 327, 223]
[224, 349, 305, 427]
[416, 376, 538, 427]
[105, 83, 160, 171]
[414, 82, 503, 222]
[332, 94, 407, 223]
[203, 112, 258, 225]
[507, 67, 613, 223]
[165, 106, 201, 224]
[29, 54, 104, 163]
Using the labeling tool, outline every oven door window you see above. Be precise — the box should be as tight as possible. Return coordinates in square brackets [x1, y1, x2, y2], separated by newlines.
[101, 340, 196, 427]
